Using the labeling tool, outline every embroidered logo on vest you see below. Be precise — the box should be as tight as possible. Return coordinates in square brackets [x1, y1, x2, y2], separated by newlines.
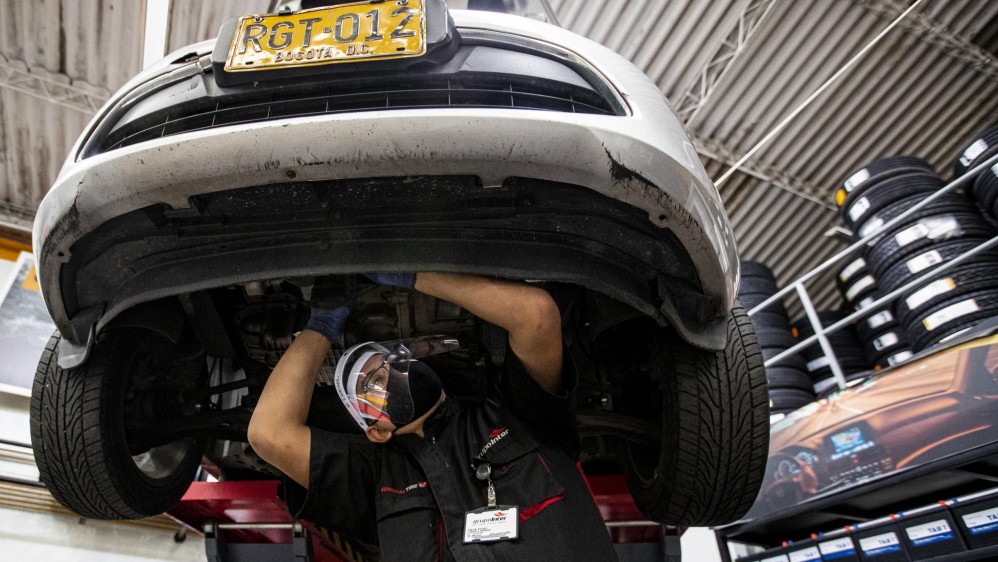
[380, 481, 428, 495]
[479, 427, 509, 457]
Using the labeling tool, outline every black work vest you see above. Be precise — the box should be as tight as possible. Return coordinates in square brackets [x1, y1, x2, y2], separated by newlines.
[373, 395, 618, 561]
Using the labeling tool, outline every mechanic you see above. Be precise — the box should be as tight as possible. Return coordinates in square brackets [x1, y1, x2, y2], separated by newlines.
[248, 272, 619, 561]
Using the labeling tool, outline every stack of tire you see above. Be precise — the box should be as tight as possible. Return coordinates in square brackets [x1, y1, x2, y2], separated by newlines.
[739, 261, 814, 414]
[792, 311, 869, 395]
[836, 155, 998, 352]
[836, 256, 914, 369]
[836, 255, 878, 312]
[957, 126, 998, 220]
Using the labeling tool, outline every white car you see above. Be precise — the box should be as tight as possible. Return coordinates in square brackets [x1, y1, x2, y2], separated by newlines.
[30, 0, 767, 529]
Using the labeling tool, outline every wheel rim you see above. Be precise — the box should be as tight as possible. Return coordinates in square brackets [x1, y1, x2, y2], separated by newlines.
[120, 334, 205, 485]
[132, 440, 195, 480]
[626, 442, 660, 487]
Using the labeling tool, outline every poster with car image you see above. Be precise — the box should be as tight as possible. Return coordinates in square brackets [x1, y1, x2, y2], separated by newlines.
[745, 333, 998, 521]
[0, 252, 55, 396]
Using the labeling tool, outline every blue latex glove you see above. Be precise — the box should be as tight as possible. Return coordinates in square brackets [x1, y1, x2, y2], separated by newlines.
[305, 304, 351, 343]
[364, 272, 416, 289]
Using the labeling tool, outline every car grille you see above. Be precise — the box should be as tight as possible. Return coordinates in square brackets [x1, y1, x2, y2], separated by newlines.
[97, 73, 619, 154]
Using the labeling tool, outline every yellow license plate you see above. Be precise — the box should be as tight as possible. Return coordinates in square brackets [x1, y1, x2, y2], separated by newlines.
[224, 0, 426, 73]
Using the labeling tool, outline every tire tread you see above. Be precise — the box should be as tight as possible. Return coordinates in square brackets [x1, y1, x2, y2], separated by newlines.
[629, 306, 769, 526]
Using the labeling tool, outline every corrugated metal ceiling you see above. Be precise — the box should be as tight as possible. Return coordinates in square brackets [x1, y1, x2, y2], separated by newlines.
[2, 0, 997, 313]
[551, 0, 998, 311]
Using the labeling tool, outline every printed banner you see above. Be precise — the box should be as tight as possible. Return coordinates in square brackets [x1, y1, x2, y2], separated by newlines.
[745, 332, 998, 520]
[0, 252, 55, 396]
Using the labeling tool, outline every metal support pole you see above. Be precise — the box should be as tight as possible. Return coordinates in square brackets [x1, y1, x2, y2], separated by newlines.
[715, 529, 736, 562]
[796, 284, 848, 389]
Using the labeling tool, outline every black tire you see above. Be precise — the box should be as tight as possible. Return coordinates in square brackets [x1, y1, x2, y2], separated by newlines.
[743, 297, 790, 325]
[855, 192, 979, 241]
[973, 166, 998, 215]
[769, 388, 815, 414]
[740, 278, 778, 293]
[766, 367, 813, 392]
[835, 256, 869, 290]
[30, 330, 206, 519]
[864, 209, 992, 279]
[804, 356, 870, 380]
[854, 306, 900, 341]
[754, 326, 796, 349]
[954, 126, 998, 178]
[839, 273, 878, 305]
[740, 261, 778, 282]
[739, 288, 782, 306]
[879, 238, 998, 293]
[882, 349, 915, 367]
[835, 155, 936, 208]
[793, 312, 870, 375]
[842, 172, 943, 233]
[748, 309, 792, 332]
[896, 262, 998, 326]
[851, 294, 880, 312]
[904, 291, 998, 350]
[862, 329, 910, 365]
[763, 345, 808, 372]
[623, 305, 769, 526]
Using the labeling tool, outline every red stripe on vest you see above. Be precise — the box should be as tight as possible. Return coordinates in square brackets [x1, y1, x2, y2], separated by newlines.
[518, 494, 565, 522]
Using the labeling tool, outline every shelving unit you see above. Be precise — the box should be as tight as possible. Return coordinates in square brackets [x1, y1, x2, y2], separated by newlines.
[714, 325, 998, 562]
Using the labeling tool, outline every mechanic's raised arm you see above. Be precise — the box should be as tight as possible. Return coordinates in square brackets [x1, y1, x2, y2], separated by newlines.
[413, 272, 564, 394]
[247, 330, 327, 487]
[248, 279, 352, 488]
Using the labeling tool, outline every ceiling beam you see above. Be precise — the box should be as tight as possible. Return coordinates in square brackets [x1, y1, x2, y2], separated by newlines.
[673, 0, 780, 127]
[690, 132, 837, 211]
[854, 0, 998, 82]
[0, 55, 108, 115]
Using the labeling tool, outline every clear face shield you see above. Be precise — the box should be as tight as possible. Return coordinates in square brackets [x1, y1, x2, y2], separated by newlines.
[334, 336, 458, 431]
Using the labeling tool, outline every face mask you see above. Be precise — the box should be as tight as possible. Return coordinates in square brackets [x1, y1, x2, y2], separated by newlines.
[336, 338, 457, 433]
[388, 360, 442, 426]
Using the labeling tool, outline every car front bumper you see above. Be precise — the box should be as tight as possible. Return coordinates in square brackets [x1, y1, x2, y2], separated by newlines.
[34, 10, 738, 363]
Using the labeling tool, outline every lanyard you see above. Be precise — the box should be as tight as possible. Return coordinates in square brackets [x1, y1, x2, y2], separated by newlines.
[474, 462, 497, 507]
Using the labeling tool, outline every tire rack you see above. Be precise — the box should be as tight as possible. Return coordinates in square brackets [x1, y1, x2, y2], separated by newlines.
[748, 152, 998, 394]
[717, 153, 998, 561]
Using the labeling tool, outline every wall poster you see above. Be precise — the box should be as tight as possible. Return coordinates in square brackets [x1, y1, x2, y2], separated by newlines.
[0, 252, 55, 396]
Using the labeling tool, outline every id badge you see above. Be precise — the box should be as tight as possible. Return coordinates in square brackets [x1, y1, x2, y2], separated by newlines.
[463, 505, 519, 543]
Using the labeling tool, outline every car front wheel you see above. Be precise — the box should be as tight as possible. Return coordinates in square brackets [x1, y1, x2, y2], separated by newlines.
[622, 304, 770, 526]
[30, 329, 206, 519]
